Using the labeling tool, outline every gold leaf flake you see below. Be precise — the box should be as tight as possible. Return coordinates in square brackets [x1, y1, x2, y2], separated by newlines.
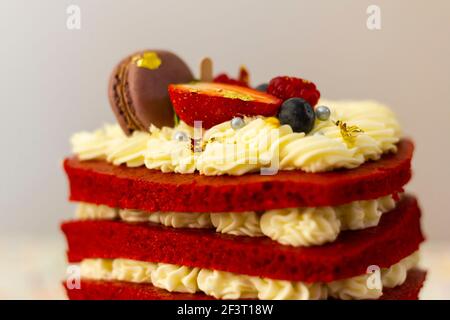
[219, 89, 254, 101]
[132, 52, 162, 70]
[334, 120, 364, 146]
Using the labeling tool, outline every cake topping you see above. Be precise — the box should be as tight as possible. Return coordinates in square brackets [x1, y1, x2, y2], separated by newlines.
[168, 82, 282, 128]
[131, 51, 162, 70]
[83, 50, 401, 175]
[72, 100, 402, 175]
[267, 76, 321, 107]
[334, 120, 364, 147]
[173, 131, 189, 142]
[315, 105, 331, 121]
[108, 50, 194, 135]
[199, 57, 213, 82]
[230, 117, 246, 130]
[255, 83, 269, 92]
[213, 66, 250, 87]
[278, 98, 315, 133]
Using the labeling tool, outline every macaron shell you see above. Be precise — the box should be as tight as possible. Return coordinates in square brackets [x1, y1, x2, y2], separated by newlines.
[108, 50, 194, 135]
[108, 56, 141, 135]
[127, 50, 193, 130]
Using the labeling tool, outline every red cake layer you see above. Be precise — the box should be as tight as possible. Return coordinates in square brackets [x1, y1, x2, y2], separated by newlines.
[63, 139, 413, 212]
[62, 196, 423, 283]
[378, 269, 426, 300]
[64, 269, 426, 300]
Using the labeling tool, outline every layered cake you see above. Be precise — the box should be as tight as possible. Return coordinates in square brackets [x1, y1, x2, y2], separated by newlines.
[61, 50, 426, 300]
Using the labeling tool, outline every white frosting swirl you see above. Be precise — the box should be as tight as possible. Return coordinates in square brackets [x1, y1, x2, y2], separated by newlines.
[211, 212, 263, 237]
[118, 209, 150, 222]
[327, 273, 382, 300]
[76, 203, 118, 220]
[80, 259, 113, 280]
[151, 264, 200, 294]
[328, 252, 420, 300]
[117, 209, 212, 228]
[71, 100, 401, 175]
[196, 118, 292, 175]
[107, 131, 150, 167]
[71, 125, 151, 167]
[111, 259, 155, 283]
[261, 207, 341, 246]
[261, 195, 395, 246]
[144, 124, 196, 174]
[337, 195, 396, 230]
[76, 195, 396, 247]
[79, 251, 419, 300]
[197, 269, 258, 299]
[71, 125, 122, 161]
[150, 212, 212, 229]
[251, 277, 327, 300]
[381, 251, 419, 288]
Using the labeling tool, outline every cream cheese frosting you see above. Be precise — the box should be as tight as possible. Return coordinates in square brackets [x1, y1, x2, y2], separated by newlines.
[71, 100, 401, 175]
[79, 251, 419, 300]
[75, 195, 396, 247]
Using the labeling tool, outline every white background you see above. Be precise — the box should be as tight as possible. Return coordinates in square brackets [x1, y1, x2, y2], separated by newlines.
[1, 0, 449, 244]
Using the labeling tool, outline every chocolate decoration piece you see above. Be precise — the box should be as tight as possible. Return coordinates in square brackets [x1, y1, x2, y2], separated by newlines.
[108, 50, 194, 135]
[200, 57, 213, 82]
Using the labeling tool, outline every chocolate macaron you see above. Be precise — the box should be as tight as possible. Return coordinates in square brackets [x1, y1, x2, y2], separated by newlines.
[108, 50, 194, 135]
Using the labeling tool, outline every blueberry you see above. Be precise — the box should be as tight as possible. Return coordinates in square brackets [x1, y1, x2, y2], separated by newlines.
[255, 83, 269, 92]
[278, 98, 315, 133]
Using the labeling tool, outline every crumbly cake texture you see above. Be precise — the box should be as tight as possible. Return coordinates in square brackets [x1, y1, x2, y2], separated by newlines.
[64, 269, 426, 300]
[61, 195, 423, 283]
[63, 139, 413, 213]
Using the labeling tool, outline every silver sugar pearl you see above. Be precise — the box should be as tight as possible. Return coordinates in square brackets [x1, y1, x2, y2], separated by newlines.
[230, 117, 245, 130]
[315, 105, 331, 121]
[173, 131, 189, 142]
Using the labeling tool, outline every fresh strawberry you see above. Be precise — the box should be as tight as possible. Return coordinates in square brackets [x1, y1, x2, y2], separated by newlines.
[267, 76, 321, 106]
[168, 82, 282, 128]
[213, 66, 250, 87]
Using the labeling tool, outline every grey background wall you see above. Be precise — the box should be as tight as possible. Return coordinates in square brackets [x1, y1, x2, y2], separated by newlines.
[1, 0, 449, 241]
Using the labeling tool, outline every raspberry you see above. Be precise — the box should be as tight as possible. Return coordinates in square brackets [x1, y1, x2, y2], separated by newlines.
[213, 74, 248, 87]
[213, 66, 250, 87]
[267, 76, 321, 106]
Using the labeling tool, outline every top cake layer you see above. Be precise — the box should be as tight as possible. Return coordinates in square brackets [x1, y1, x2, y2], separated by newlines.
[64, 139, 412, 212]
[70, 50, 407, 186]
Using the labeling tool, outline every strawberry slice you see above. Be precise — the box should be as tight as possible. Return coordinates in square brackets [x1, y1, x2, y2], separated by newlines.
[168, 82, 282, 128]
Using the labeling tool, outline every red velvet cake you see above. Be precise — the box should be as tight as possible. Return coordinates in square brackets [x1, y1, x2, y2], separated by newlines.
[62, 50, 426, 300]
